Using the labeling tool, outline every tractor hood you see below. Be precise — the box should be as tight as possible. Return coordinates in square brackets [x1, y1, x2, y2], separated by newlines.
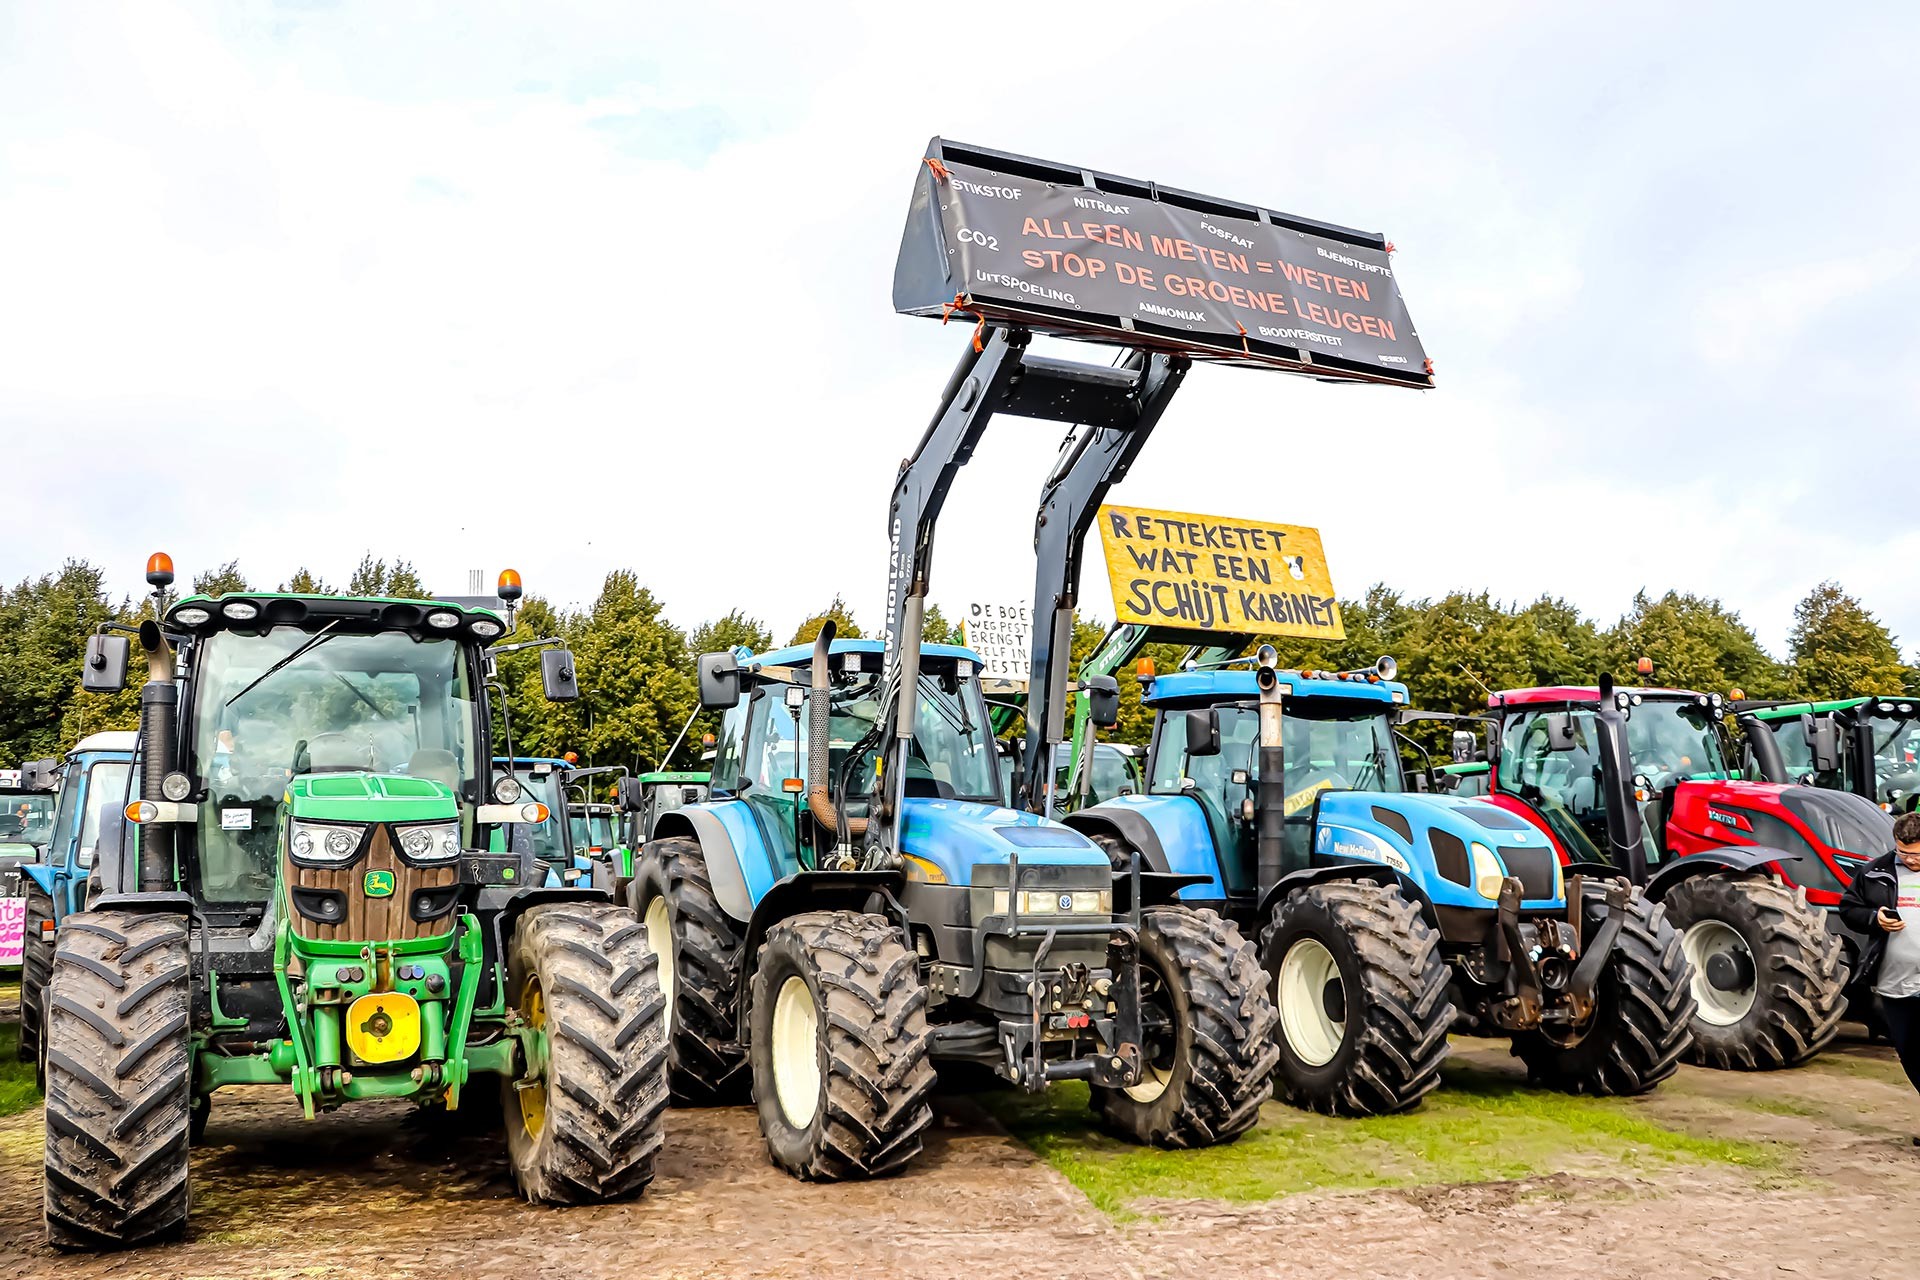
[898, 798, 1107, 885]
[1316, 790, 1565, 909]
[285, 773, 458, 824]
[1670, 777, 1892, 860]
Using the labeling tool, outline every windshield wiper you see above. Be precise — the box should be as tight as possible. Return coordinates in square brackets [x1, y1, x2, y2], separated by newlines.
[226, 621, 343, 708]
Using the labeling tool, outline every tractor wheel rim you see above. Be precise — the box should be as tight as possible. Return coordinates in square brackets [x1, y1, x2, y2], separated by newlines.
[1123, 1062, 1173, 1103]
[1682, 919, 1757, 1027]
[644, 896, 675, 1034]
[1277, 936, 1346, 1067]
[771, 975, 822, 1128]
[519, 977, 548, 1138]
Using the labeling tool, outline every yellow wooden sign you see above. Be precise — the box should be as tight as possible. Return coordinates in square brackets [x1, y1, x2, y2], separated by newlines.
[1096, 504, 1344, 639]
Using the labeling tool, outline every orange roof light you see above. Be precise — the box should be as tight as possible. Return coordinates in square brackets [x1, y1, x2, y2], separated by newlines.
[1729, 687, 1746, 701]
[1136, 657, 1156, 681]
[562, 751, 578, 764]
[146, 552, 175, 589]
[1635, 656, 1654, 677]
[497, 568, 523, 602]
[701, 733, 716, 748]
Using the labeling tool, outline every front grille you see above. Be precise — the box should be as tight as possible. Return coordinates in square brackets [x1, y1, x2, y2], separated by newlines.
[1498, 845, 1558, 900]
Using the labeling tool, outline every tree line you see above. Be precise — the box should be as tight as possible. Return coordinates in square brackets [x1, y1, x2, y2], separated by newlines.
[0, 558, 1911, 773]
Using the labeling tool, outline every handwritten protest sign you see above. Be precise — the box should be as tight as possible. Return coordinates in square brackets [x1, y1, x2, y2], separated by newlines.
[960, 601, 1032, 682]
[0, 896, 25, 967]
[1097, 504, 1343, 640]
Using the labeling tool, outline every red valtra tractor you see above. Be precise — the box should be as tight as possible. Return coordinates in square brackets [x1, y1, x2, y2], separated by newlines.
[1482, 669, 1887, 1069]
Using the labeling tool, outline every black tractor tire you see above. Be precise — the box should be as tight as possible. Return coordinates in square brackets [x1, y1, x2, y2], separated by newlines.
[501, 902, 670, 1204]
[1662, 873, 1845, 1070]
[18, 884, 54, 1090]
[42, 910, 192, 1250]
[1258, 879, 1454, 1116]
[1512, 882, 1694, 1094]
[748, 911, 934, 1181]
[633, 837, 750, 1104]
[1092, 906, 1278, 1147]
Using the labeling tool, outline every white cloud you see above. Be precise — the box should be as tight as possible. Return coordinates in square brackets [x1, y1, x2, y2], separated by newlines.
[1, 0, 1915, 660]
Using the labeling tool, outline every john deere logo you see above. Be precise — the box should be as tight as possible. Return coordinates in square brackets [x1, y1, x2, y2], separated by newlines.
[363, 870, 396, 898]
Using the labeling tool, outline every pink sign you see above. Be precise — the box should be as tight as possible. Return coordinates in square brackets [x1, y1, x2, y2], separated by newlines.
[0, 896, 24, 966]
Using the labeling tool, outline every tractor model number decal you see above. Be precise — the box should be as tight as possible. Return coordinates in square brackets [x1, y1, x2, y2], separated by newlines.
[363, 870, 396, 898]
[1283, 778, 1335, 818]
[1315, 824, 1411, 874]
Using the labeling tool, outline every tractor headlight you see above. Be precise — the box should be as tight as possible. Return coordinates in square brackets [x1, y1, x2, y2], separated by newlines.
[290, 819, 365, 867]
[396, 820, 461, 864]
[992, 888, 1112, 916]
[1470, 841, 1506, 900]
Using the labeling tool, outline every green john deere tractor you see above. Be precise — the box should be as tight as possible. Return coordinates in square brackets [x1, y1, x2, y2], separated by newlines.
[44, 557, 669, 1249]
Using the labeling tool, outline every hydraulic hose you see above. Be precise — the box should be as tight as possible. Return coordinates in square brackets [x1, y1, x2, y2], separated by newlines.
[808, 621, 867, 840]
[137, 619, 177, 894]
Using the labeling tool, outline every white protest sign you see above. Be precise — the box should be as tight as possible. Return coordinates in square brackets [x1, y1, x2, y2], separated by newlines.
[960, 601, 1032, 682]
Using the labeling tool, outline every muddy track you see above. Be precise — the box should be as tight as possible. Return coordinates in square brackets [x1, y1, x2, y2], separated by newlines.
[3, 1033, 1920, 1279]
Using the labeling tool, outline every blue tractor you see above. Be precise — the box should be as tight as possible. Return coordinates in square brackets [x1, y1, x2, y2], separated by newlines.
[630, 318, 1279, 1180]
[15, 732, 137, 1088]
[1064, 645, 1695, 1112]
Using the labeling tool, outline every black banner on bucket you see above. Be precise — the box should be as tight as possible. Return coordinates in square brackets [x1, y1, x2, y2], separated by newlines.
[894, 139, 1431, 387]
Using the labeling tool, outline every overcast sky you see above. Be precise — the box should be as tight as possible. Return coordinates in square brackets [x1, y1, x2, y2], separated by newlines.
[2, 2, 1914, 656]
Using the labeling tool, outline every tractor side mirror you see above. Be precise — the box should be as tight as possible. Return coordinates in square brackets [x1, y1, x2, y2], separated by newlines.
[615, 777, 645, 812]
[698, 652, 741, 711]
[82, 634, 130, 693]
[1450, 729, 1476, 764]
[1803, 713, 1842, 773]
[1185, 708, 1221, 757]
[1085, 676, 1120, 729]
[1412, 771, 1432, 793]
[1544, 712, 1578, 751]
[21, 758, 59, 791]
[540, 649, 580, 702]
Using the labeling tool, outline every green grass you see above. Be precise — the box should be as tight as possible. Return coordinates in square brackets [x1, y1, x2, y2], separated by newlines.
[0, 1022, 38, 1118]
[981, 1065, 1782, 1218]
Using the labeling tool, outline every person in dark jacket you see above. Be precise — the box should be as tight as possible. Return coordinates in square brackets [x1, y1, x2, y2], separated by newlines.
[1838, 811, 1920, 1102]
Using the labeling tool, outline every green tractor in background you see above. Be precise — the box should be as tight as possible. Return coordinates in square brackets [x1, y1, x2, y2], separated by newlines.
[1737, 694, 1920, 814]
[44, 557, 670, 1249]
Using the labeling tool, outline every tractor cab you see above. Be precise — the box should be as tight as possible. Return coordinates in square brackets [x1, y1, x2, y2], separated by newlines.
[1740, 695, 1920, 815]
[1488, 684, 1890, 905]
[1129, 664, 1410, 896]
[490, 756, 577, 883]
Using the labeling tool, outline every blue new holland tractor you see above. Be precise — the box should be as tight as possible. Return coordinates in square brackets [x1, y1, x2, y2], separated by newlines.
[1064, 647, 1695, 1113]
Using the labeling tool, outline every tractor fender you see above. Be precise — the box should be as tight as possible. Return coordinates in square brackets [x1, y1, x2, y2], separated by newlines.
[82, 890, 197, 917]
[22, 864, 57, 895]
[1643, 844, 1803, 901]
[736, 870, 907, 1038]
[1060, 808, 1170, 873]
[650, 806, 754, 923]
[1255, 862, 1437, 930]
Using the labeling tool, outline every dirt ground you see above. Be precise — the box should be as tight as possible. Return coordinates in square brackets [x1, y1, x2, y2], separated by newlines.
[4, 1031, 1919, 1280]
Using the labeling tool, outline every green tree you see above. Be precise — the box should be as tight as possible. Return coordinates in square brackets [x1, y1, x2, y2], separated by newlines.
[0, 562, 142, 762]
[789, 596, 862, 645]
[690, 609, 772, 657]
[192, 561, 249, 596]
[1787, 582, 1908, 699]
[346, 555, 428, 599]
[280, 568, 333, 594]
[921, 604, 961, 645]
[1602, 590, 1783, 698]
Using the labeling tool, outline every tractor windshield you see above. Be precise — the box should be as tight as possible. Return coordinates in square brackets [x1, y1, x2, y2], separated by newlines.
[1866, 713, 1920, 810]
[1149, 700, 1402, 884]
[1768, 718, 1815, 779]
[714, 665, 1001, 805]
[0, 791, 56, 847]
[1624, 700, 1732, 784]
[190, 627, 481, 904]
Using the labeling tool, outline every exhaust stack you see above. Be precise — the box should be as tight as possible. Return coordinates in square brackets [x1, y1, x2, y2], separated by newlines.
[136, 619, 178, 894]
[808, 622, 867, 842]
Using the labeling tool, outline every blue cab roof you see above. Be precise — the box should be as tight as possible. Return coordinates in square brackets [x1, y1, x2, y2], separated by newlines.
[1146, 668, 1409, 706]
[748, 638, 983, 668]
